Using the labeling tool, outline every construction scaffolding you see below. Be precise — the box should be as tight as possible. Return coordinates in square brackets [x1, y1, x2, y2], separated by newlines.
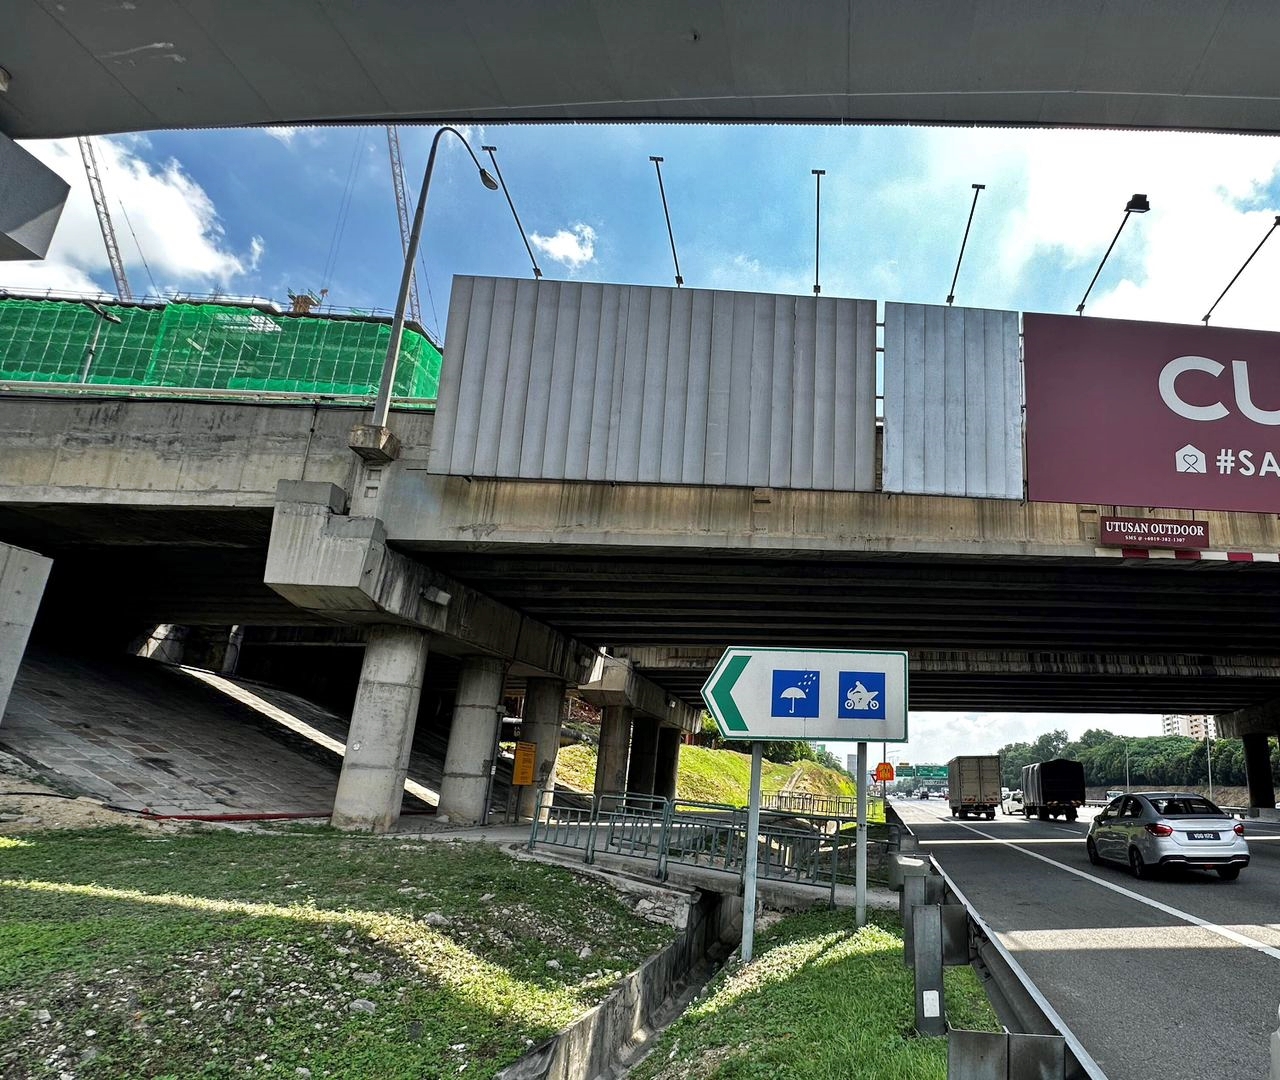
[0, 296, 442, 401]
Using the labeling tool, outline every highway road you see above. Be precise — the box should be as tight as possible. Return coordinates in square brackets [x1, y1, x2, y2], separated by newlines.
[895, 799, 1280, 1080]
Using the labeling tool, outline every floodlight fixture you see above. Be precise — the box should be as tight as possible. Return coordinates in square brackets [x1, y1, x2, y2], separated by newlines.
[1075, 194, 1151, 315]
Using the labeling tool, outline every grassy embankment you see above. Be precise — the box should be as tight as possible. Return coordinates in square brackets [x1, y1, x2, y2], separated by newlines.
[1, 825, 998, 1080]
[557, 742, 879, 815]
[0, 826, 669, 1079]
[631, 907, 1000, 1080]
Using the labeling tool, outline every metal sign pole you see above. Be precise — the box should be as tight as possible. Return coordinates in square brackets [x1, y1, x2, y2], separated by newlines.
[742, 740, 764, 962]
[856, 741, 868, 926]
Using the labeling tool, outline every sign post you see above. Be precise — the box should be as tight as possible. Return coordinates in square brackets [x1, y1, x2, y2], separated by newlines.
[742, 741, 764, 962]
[855, 742, 868, 926]
[702, 647, 907, 955]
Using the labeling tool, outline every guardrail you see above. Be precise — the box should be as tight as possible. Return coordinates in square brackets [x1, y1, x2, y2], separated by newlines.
[889, 826, 1108, 1079]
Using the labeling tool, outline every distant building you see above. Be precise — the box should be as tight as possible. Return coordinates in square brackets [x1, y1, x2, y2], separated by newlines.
[1162, 714, 1216, 739]
[847, 753, 857, 773]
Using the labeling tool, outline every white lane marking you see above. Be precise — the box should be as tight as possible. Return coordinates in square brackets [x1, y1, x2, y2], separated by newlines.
[932, 817, 1280, 963]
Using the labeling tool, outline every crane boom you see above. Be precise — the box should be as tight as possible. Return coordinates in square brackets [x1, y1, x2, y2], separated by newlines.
[384, 125, 422, 326]
[77, 136, 133, 301]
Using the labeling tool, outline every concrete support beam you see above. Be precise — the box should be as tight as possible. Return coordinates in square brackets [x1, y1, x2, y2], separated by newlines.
[626, 716, 659, 797]
[331, 624, 429, 832]
[0, 541, 51, 723]
[437, 656, 506, 825]
[595, 704, 633, 805]
[0, 135, 69, 261]
[578, 653, 699, 732]
[1242, 732, 1277, 811]
[517, 677, 565, 822]
[265, 480, 594, 683]
[654, 726, 682, 801]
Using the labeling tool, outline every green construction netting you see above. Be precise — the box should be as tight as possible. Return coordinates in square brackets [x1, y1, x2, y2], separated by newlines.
[0, 298, 441, 400]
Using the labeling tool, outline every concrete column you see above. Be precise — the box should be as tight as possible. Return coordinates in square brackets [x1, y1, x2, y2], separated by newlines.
[0, 542, 51, 725]
[1242, 732, 1277, 811]
[331, 624, 429, 832]
[437, 656, 506, 825]
[654, 726, 682, 801]
[626, 715, 659, 797]
[517, 677, 565, 822]
[594, 704, 633, 806]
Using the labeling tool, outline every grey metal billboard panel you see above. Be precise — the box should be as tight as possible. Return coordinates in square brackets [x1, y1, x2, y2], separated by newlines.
[883, 303, 1024, 499]
[431, 277, 877, 491]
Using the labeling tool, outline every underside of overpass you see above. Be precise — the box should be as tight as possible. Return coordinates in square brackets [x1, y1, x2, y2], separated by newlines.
[7, 1, 1280, 139]
[4, 494, 1280, 716]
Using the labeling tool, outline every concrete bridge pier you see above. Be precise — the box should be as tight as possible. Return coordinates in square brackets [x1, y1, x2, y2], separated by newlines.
[437, 655, 507, 825]
[1242, 732, 1277, 812]
[626, 716, 659, 797]
[517, 677, 566, 822]
[331, 624, 430, 832]
[0, 541, 51, 724]
[595, 704, 633, 807]
[655, 726, 682, 801]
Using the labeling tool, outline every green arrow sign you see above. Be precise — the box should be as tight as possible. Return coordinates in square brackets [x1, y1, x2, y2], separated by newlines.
[701, 646, 908, 742]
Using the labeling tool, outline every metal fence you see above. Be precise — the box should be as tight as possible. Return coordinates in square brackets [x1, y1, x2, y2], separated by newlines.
[529, 790, 887, 904]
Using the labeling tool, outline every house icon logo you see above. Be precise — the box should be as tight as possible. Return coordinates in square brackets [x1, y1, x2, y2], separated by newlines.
[1175, 444, 1206, 474]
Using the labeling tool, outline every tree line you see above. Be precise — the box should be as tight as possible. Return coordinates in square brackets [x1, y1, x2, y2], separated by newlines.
[996, 728, 1278, 790]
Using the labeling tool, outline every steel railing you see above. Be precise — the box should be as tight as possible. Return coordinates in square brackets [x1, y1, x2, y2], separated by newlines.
[529, 790, 888, 903]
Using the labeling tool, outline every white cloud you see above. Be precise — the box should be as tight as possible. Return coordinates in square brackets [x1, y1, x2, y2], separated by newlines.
[3, 136, 256, 298]
[530, 223, 597, 270]
[263, 127, 297, 145]
[898, 127, 1280, 329]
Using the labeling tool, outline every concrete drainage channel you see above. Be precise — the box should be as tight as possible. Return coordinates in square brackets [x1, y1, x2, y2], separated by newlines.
[493, 876, 741, 1080]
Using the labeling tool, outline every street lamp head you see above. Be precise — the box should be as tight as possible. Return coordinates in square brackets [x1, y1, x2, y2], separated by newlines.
[479, 167, 500, 191]
[1125, 193, 1150, 214]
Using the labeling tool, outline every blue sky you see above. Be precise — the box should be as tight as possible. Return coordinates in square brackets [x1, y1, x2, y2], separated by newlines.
[10, 120, 1280, 766]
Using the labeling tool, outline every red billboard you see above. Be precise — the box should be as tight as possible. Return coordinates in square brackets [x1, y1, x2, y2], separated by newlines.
[1024, 313, 1280, 514]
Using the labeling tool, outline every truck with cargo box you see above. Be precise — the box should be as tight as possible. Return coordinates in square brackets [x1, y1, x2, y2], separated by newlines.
[1020, 759, 1086, 821]
[947, 755, 1002, 819]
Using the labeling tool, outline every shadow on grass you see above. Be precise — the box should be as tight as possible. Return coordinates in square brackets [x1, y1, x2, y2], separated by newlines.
[0, 826, 672, 1080]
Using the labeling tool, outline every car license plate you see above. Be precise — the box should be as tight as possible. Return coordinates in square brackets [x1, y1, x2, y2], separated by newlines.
[1187, 831, 1219, 840]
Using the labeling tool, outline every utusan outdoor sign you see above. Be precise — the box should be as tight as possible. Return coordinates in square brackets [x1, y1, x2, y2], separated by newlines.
[1024, 313, 1280, 515]
[1099, 516, 1209, 549]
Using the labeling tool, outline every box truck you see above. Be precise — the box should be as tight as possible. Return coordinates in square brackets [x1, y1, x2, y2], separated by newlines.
[947, 755, 1002, 820]
[1020, 759, 1086, 821]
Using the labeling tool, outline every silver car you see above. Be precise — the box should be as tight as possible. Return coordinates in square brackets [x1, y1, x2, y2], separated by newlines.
[1086, 792, 1249, 880]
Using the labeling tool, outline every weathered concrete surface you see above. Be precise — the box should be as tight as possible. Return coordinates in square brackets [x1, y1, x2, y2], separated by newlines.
[578, 653, 700, 732]
[264, 481, 595, 682]
[437, 656, 506, 825]
[0, 398, 429, 507]
[516, 677, 565, 823]
[384, 469, 1280, 559]
[595, 704, 632, 804]
[0, 540, 51, 722]
[331, 624, 429, 832]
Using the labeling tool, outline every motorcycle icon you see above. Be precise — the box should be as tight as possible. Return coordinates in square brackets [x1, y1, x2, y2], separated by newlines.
[844, 681, 880, 712]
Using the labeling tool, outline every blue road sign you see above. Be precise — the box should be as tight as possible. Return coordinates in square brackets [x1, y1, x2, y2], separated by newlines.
[838, 671, 886, 719]
[771, 669, 821, 717]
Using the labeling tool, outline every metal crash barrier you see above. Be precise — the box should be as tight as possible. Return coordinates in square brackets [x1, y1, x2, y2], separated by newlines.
[528, 789, 886, 903]
[889, 831, 1108, 1080]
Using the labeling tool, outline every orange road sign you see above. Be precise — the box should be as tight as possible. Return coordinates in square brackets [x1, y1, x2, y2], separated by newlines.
[874, 762, 895, 782]
[513, 741, 537, 786]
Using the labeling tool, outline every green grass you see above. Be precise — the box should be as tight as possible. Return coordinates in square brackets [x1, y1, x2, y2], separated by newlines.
[556, 743, 866, 811]
[0, 826, 671, 1079]
[629, 908, 1000, 1080]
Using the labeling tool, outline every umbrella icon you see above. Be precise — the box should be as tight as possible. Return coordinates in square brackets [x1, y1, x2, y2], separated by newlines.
[780, 686, 807, 713]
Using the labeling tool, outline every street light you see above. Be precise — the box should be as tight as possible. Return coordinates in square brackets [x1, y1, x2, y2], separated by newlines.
[1075, 194, 1150, 316]
[1124, 742, 1131, 791]
[371, 126, 498, 430]
[80, 301, 122, 382]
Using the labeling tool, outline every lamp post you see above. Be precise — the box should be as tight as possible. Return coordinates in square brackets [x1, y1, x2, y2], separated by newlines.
[80, 301, 122, 382]
[371, 126, 498, 430]
[1076, 194, 1150, 316]
[1124, 742, 1130, 791]
[1206, 735, 1214, 802]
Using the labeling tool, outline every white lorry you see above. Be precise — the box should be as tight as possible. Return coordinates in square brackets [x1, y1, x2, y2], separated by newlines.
[947, 755, 1002, 820]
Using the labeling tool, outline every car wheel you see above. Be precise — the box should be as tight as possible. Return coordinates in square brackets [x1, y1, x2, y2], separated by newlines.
[987, 811, 995, 820]
[1066, 809, 1078, 822]
[1216, 866, 1241, 881]
[1086, 838, 1100, 865]
[1129, 847, 1151, 880]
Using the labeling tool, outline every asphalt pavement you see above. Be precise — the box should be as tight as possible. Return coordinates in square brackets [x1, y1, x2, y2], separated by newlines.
[894, 797, 1280, 1080]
